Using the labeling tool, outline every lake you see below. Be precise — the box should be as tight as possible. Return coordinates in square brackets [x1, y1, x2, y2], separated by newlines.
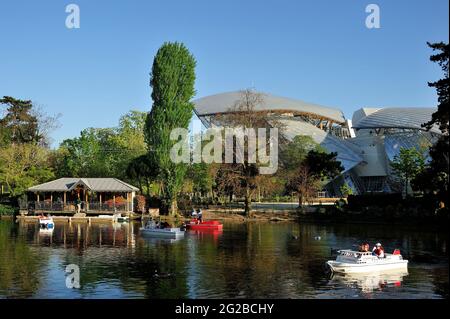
[0, 219, 447, 299]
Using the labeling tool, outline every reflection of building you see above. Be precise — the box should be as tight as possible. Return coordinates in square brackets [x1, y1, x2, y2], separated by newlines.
[25, 178, 139, 214]
[194, 91, 440, 196]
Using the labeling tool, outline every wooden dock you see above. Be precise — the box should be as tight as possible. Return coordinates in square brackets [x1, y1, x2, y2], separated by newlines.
[16, 215, 120, 224]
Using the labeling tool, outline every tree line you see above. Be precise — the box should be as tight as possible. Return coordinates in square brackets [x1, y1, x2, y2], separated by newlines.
[1, 41, 448, 218]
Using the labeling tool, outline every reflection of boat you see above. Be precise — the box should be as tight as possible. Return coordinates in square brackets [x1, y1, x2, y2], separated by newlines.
[141, 236, 183, 244]
[113, 213, 129, 223]
[39, 227, 54, 235]
[186, 220, 223, 231]
[140, 226, 184, 239]
[327, 250, 408, 273]
[189, 228, 223, 242]
[329, 270, 408, 293]
[39, 216, 54, 230]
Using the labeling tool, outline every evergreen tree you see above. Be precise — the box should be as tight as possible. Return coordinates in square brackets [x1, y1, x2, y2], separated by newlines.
[0, 96, 40, 145]
[417, 42, 449, 211]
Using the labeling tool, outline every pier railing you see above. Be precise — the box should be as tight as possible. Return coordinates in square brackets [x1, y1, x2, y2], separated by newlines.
[22, 201, 129, 213]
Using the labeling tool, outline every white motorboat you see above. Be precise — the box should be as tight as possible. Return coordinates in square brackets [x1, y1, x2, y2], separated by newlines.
[140, 226, 185, 239]
[39, 216, 54, 230]
[326, 250, 408, 273]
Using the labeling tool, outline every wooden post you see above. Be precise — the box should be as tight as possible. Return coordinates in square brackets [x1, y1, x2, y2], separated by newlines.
[50, 193, 53, 209]
[85, 191, 88, 212]
[37, 193, 40, 202]
[99, 193, 102, 211]
[113, 194, 116, 211]
[63, 192, 66, 211]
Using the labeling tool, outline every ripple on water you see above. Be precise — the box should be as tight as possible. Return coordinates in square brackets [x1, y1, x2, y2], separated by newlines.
[0, 220, 447, 299]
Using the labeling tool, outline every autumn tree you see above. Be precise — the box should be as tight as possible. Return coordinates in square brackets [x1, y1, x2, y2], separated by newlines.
[284, 145, 343, 206]
[213, 89, 285, 217]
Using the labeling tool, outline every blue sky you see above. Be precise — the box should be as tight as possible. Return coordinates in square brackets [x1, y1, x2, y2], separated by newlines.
[0, 0, 448, 147]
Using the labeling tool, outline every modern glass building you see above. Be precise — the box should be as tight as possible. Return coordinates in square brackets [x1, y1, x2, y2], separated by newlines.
[193, 91, 440, 196]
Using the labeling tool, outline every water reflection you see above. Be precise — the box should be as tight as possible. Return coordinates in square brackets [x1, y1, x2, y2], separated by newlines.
[329, 270, 408, 294]
[0, 219, 447, 299]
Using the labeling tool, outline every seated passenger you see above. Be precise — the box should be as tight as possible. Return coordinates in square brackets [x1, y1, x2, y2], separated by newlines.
[372, 243, 385, 258]
[359, 243, 370, 252]
[359, 243, 365, 252]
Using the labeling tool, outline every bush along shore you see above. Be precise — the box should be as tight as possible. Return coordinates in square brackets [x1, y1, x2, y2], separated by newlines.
[0, 204, 16, 219]
[296, 195, 449, 228]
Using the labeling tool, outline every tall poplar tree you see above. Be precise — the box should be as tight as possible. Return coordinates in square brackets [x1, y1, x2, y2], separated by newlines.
[144, 42, 196, 215]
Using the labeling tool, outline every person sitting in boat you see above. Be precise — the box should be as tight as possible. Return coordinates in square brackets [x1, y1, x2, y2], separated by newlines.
[146, 220, 156, 229]
[361, 243, 370, 252]
[159, 221, 170, 229]
[372, 243, 385, 258]
[191, 209, 197, 219]
[197, 209, 203, 223]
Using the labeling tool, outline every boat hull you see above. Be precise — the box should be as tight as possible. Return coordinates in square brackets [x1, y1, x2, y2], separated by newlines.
[140, 227, 184, 239]
[327, 260, 408, 273]
[186, 220, 223, 231]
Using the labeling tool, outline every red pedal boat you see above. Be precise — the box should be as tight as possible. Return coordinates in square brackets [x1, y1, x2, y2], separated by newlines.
[186, 219, 223, 231]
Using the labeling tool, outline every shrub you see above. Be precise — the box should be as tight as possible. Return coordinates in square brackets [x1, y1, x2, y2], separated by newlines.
[0, 204, 16, 216]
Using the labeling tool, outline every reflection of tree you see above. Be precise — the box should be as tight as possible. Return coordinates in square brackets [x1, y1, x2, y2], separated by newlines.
[190, 222, 317, 298]
[431, 267, 449, 299]
[0, 221, 47, 297]
[2, 220, 446, 298]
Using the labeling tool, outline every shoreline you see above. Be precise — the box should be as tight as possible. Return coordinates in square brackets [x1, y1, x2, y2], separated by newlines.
[4, 208, 447, 231]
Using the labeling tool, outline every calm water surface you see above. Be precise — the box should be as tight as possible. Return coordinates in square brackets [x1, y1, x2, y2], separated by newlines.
[0, 219, 447, 299]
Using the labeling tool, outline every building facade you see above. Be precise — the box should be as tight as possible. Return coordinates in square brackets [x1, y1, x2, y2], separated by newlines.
[193, 91, 440, 196]
[25, 178, 139, 215]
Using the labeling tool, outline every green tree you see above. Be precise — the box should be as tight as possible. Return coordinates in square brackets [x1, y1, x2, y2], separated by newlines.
[286, 149, 343, 206]
[419, 42, 449, 211]
[391, 147, 426, 196]
[340, 183, 353, 198]
[423, 42, 449, 134]
[0, 96, 40, 145]
[126, 155, 157, 195]
[0, 143, 54, 197]
[52, 110, 147, 180]
[186, 162, 213, 197]
[279, 135, 323, 171]
[144, 42, 196, 216]
[305, 150, 344, 181]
